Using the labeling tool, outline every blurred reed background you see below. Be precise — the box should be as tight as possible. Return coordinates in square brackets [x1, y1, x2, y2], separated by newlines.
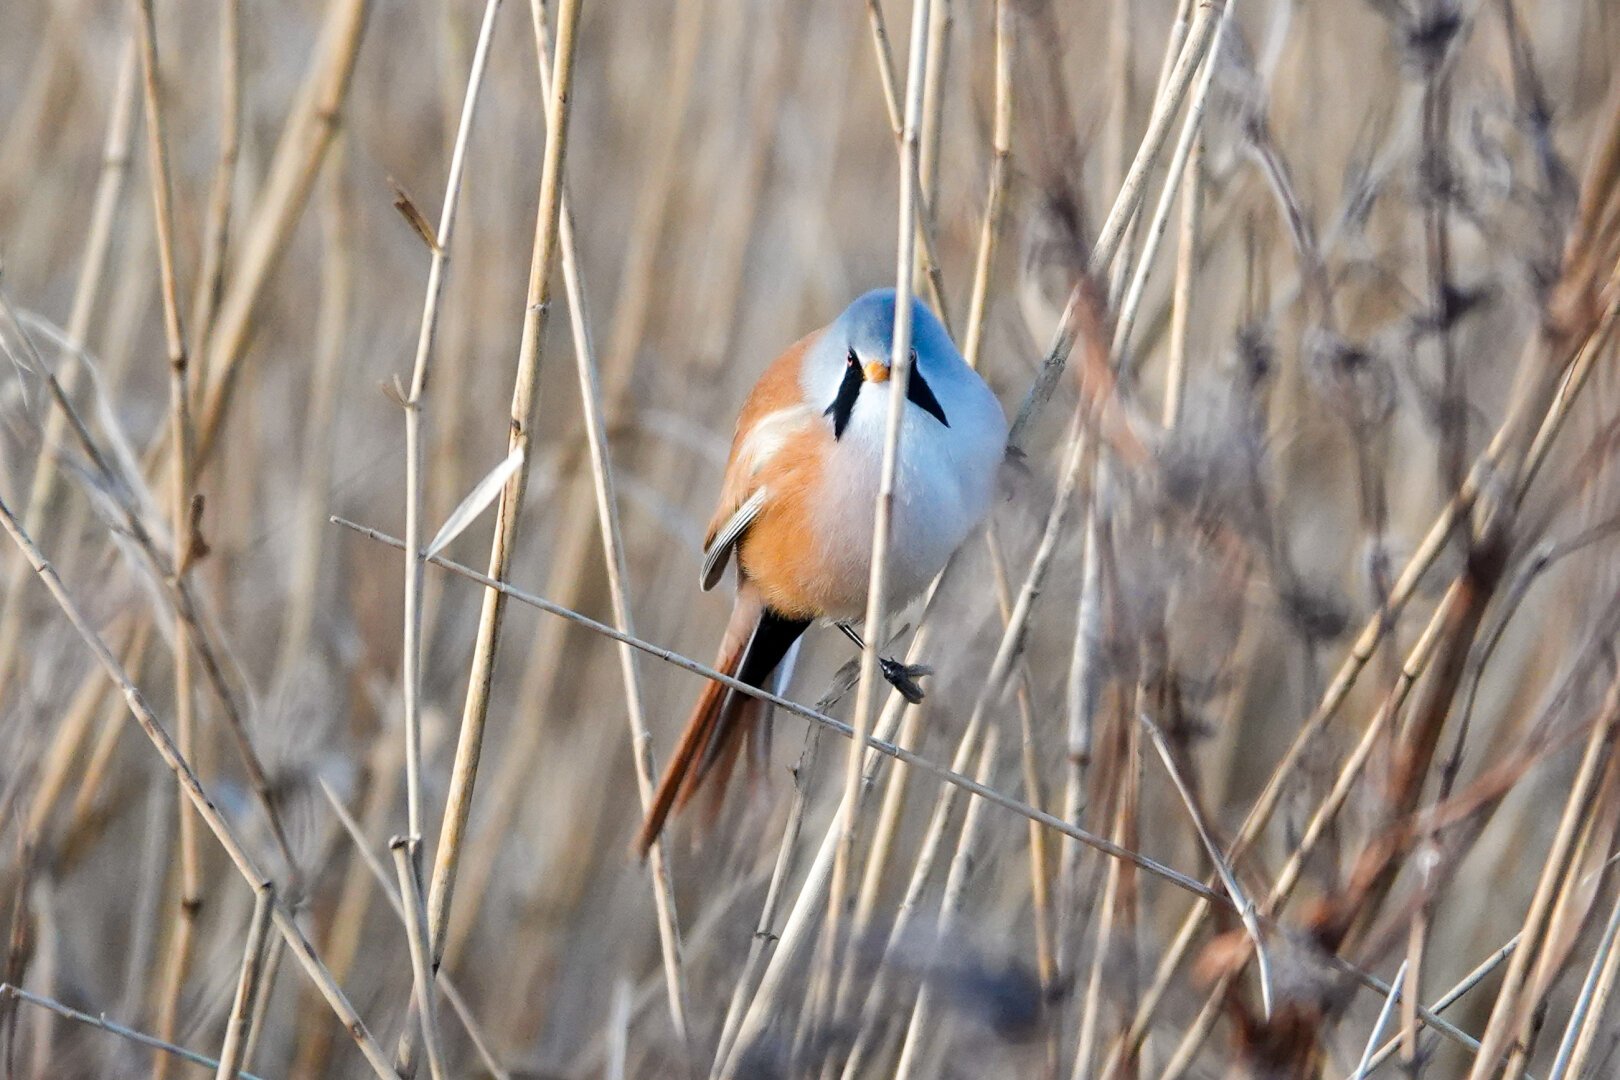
[3, 0, 1620, 1076]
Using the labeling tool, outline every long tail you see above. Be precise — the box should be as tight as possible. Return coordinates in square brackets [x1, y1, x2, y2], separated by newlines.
[635, 593, 809, 856]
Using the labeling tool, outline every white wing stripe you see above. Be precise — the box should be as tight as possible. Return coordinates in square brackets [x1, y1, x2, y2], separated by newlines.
[738, 405, 815, 477]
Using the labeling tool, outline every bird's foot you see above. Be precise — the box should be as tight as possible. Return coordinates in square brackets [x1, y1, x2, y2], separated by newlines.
[880, 657, 932, 704]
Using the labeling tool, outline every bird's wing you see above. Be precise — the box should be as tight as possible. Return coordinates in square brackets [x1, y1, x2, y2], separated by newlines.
[699, 331, 820, 590]
[701, 488, 766, 590]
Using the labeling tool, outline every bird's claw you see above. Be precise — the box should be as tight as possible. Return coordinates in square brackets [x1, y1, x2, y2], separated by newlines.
[880, 658, 932, 704]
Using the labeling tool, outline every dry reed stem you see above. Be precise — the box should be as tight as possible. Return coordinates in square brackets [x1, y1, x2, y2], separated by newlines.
[539, 1, 694, 1045]
[719, 614, 1103, 1077]
[214, 882, 274, 1080]
[131, 0, 203, 1064]
[935, 0, 1057, 1029]
[1140, 714, 1272, 1016]
[862, 0, 950, 327]
[422, 0, 583, 976]
[1112, 0, 1234, 364]
[819, 0, 934, 1049]
[849, 673, 929, 944]
[960, 0, 1012, 368]
[917, 0, 950, 211]
[1057, 495, 1103, 974]
[1072, 711, 1134, 1080]
[601, 0, 707, 376]
[0, 494, 395, 1077]
[238, 936, 283, 1074]
[187, 0, 241, 374]
[1161, 122, 1202, 428]
[1103, 0, 1145, 318]
[989, 527, 1057, 997]
[392, 839, 449, 1080]
[0, 984, 267, 1080]
[291, 737, 403, 1074]
[838, 703, 994, 1079]
[399, 0, 502, 849]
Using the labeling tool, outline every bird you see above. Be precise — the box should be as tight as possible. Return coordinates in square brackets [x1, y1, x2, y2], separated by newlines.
[634, 289, 1008, 855]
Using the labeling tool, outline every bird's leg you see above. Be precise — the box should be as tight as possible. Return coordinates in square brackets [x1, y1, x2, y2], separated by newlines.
[835, 622, 931, 704]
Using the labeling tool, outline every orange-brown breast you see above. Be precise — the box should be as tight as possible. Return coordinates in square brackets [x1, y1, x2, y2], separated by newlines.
[736, 423, 838, 619]
[704, 330, 821, 551]
[702, 328, 851, 620]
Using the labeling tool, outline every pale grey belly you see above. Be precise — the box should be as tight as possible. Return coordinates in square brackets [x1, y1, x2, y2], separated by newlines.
[812, 420, 997, 622]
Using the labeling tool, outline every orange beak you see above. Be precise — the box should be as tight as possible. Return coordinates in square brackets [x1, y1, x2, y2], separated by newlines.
[863, 361, 890, 384]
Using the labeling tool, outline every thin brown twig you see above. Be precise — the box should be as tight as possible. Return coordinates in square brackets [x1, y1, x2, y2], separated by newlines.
[319, 781, 510, 1080]
[960, 0, 1012, 369]
[333, 514, 1223, 905]
[0, 984, 267, 1080]
[392, 839, 448, 1080]
[188, 0, 242, 381]
[399, 0, 503, 853]
[214, 882, 274, 1080]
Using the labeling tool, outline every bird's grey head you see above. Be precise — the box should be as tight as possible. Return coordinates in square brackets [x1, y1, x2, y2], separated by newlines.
[804, 289, 959, 439]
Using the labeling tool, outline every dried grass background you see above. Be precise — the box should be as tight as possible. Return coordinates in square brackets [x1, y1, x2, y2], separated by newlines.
[3, 0, 1620, 1077]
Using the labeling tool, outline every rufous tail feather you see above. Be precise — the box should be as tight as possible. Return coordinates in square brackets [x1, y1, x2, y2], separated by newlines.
[634, 594, 808, 856]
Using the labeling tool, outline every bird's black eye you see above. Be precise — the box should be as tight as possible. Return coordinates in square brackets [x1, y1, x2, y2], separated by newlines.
[847, 348, 860, 368]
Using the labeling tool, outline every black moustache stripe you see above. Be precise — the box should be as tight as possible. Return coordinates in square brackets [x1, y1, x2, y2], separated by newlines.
[825, 358, 951, 439]
[906, 367, 950, 428]
[826, 356, 863, 439]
